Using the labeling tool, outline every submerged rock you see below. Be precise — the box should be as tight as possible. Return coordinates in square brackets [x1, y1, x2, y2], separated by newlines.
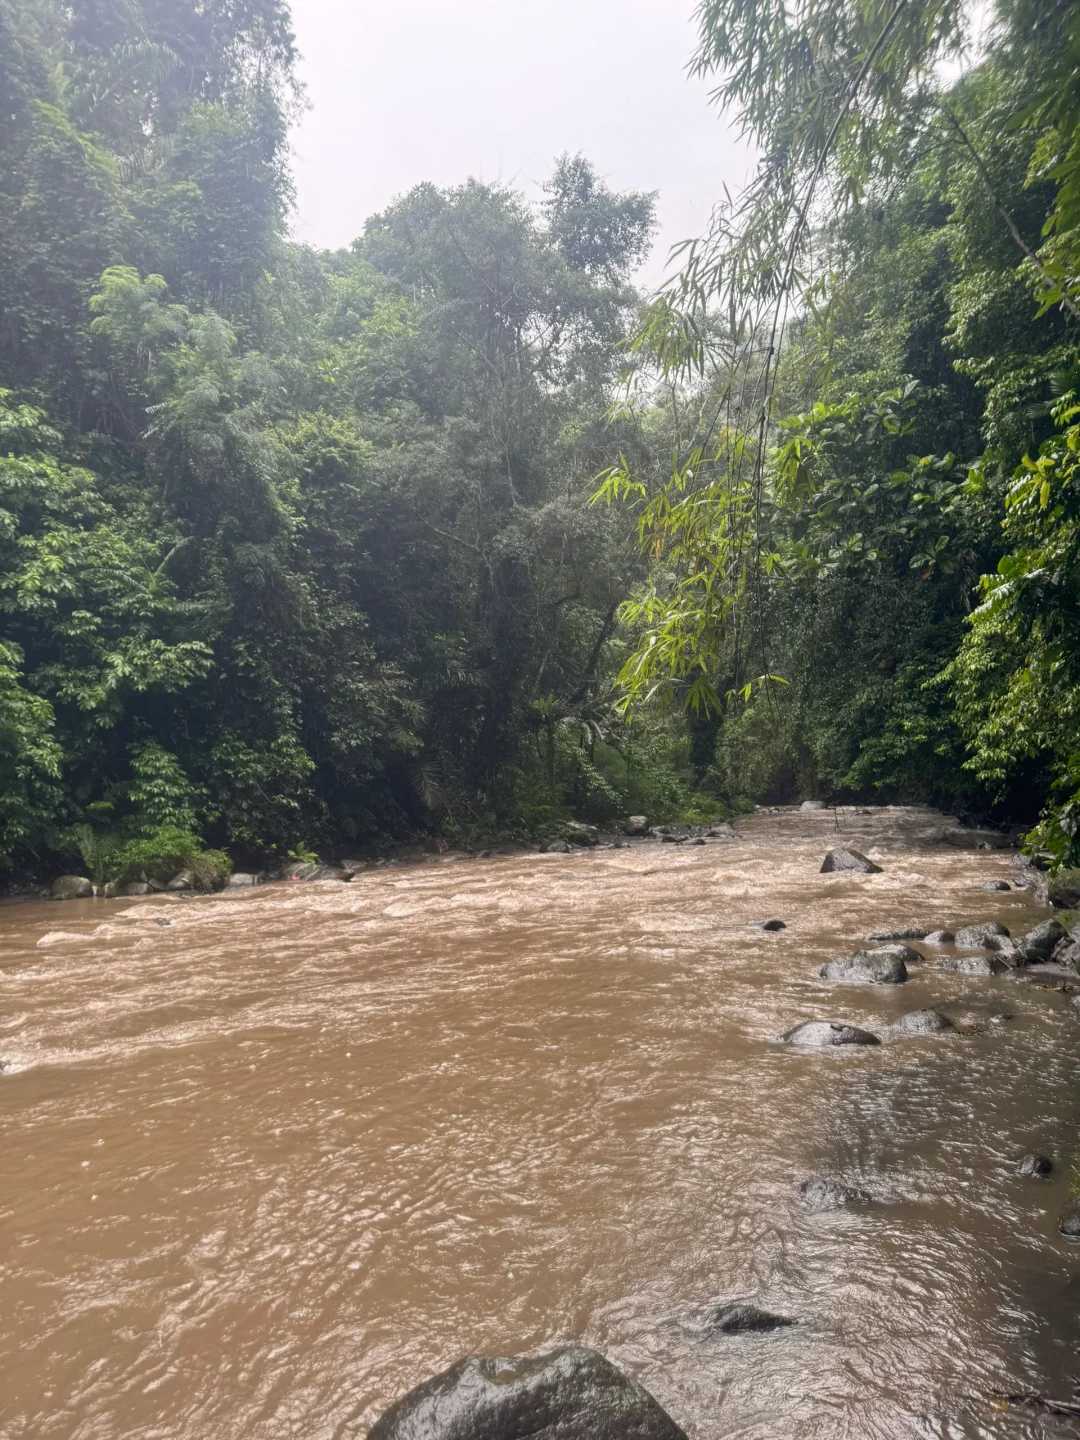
[1018, 1154, 1053, 1178]
[820, 848, 882, 875]
[697, 1301, 796, 1335]
[868, 926, 928, 941]
[892, 1008, 954, 1036]
[755, 918, 787, 931]
[953, 921, 1010, 949]
[796, 1176, 871, 1210]
[781, 1020, 880, 1047]
[820, 950, 909, 985]
[49, 875, 92, 901]
[981, 880, 1011, 892]
[941, 827, 1014, 850]
[366, 1345, 688, 1440]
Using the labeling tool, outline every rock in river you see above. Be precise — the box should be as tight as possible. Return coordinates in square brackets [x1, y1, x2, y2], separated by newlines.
[923, 929, 955, 944]
[1018, 1154, 1053, 1179]
[1059, 1203, 1080, 1241]
[1015, 919, 1067, 963]
[49, 875, 93, 900]
[755, 918, 787, 931]
[820, 948, 911, 985]
[892, 1008, 954, 1036]
[781, 1020, 880, 1047]
[624, 815, 650, 836]
[820, 848, 882, 875]
[936, 954, 1010, 976]
[868, 926, 928, 941]
[697, 1301, 796, 1335]
[953, 921, 1010, 950]
[797, 1176, 871, 1210]
[366, 1344, 688, 1440]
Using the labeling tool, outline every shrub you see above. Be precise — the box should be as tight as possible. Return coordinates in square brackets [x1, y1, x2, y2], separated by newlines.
[111, 825, 231, 890]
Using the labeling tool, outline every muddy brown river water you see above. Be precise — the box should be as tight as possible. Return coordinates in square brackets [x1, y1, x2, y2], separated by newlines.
[2, 806, 1079, 1440]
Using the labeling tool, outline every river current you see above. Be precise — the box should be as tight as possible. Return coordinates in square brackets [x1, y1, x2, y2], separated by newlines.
[2, 806, 1078, 1439]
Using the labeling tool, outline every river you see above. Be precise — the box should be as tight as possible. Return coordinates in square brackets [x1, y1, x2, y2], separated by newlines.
[1, 806, 1078, 1439]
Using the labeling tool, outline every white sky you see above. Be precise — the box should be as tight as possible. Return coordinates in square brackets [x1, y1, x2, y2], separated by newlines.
[286, 0, 752, 287]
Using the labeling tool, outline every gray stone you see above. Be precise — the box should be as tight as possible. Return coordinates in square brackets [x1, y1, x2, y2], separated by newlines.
[1058, 1204, 1080, 1240]
[1018, 1154, 1053, 1178]
[166, 871, 193, 892]
[542, 840, 572, 854]
[367, 1345, 688, 1440]
[565, 821, 599, 848]
[227, 872, 259, 888]
[981, 880, 1011, 892]
[781, 1020, 880, 1047]
[953, 921, 1010, 949]
[706, 824, 736, 839]
[697, 1301, 796, 1336]
[936, 953, 1010, 976]
[892, 1008, 954, 1036]
[796, 1176, 871, 1211]
[1047, 869, 1080, 908]
[941, 827, 1014, 850]
[801, 800, 826, 810]
[923, 929, 955, 944]
[49, 875, 93, 900]
[820, 848, 881, 875]
[1016, 919, 1067, 963]
[820, 948, 910, 985]
[624, 815, 650, 836]
[868, 926, 928, 941]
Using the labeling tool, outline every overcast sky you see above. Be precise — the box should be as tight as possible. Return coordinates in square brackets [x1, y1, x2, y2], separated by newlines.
[286, 0, 752, 287]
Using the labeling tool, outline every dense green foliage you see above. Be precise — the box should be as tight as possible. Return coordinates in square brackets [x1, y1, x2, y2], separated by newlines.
[0, 0, 716, 883]
[4, 0, 1080, 882]
[596, 0, 1080, 861]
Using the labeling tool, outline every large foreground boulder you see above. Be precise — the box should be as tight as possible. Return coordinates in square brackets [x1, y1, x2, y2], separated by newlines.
[820, 949, 909, 985]
[367, 1345, 688, 1440]
[820, 848, 882, 875]
[781, 1020, 880, 1047]
[49, 874, 92, 900]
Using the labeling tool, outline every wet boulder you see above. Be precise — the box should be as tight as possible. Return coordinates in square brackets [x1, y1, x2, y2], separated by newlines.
[707, 824, 736, 839]
[923, 929, 955, 945]
[49, 875, 93, 900]
[981, 880, 1011, 892]
[624, 815, 650, 837]
[796, 1176, 871, 1211]
[227, 872, 259, 888]
[819, 948, 910, 985]
[892, 1008, 954, 1036]
[953, 921, 1010, 950]
[1016, 919, 1067, 964]
[868, 926, 928, 941]
[1018, 1154, 1053, 1178]
[565, 821, 599, 848]
[119, 881, 151, 897]
[801, 800, 826, 811]
[366, 1344, 688, 1440]
[820, 848, 882, 875]
[781, 1020, 880, 1047]
[166, 871, 193, 892]
[755, 918, 787, 931]
[1058, 1203, 1080, 1241]
[697, 1301, 796, 1335]
[936, 954, 1010, 976]
[541, 840, 572, 854]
